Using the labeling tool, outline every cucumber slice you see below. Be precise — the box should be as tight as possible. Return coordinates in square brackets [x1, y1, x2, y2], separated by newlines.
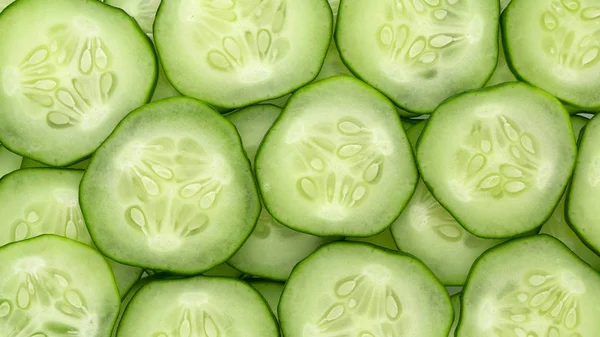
[392, 180, 504, 285]
[21, 157, 90, 169]
[0, 0, 157, 166]
[256, 76, 417, 236]
[279, 242, 453, 337]
[0, 168, 143, 296]
[0, 235, 120, 336]
[154, 0, 332, 109]
[406, 120, 427, 150]
[80, 97, 260, 274]
[0, 145, 22, 178]
[248, 280, 285, 319]
[501, 0, 511, 12]
[111, 275, 155, 337]
[226, 104, 337, 280]
[116, 276, 279, 337]
[347, 228, 398, 251]
[449, 293, 460, 337]
[503, 0, 600, 109]
[457, 235, 600, 337]
[417, 82, 576, 238]
[567, 114, 600, 255]
[336, 0, 499, 113]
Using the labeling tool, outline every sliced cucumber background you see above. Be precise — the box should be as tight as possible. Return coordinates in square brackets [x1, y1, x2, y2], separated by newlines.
[117, 276, 279, 337]
[347, 228, 398, 251]
[154, 0, 332, 109]
[418, 82, 576, 238]
[81, 97, 260, 274]
[279, 242, 453, 337]
[336, 0, 499, 113]
[0, 0, 157, 166]
[256, 76, 417, 236]
[0, 235, 120, 337]
[248, 280, 285, 319]
[458, 235, 600, 337]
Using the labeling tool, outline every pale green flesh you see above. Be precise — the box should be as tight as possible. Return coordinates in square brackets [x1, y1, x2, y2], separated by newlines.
[336, 0, 499, 113]
[458, 235, 600, 337]
[449, 294, 460, 337]
[347, 228, 398, 251]
[503, 0, 600, 109]
[21, 157, 90, 169]
[248, 280, 284, 319]
[154, 0, 332, 109]
[80, 97, 260, 274]
[392, 180, 504, 285]
[417, 82, 576, 238]
[279, 242, 453, 337]
[485, 34, 517, 87]
[111, 275, 154, 337]
[0, 145, 22, 178]
[0, 235, 120, 337]
[227, 104, 338, 280]
[0, 0, 157, 166]
[567, 114, 600, 255]
[117, 276, 279, 337]
[256, 76, 418, 236]
[0, 168, 143, 296]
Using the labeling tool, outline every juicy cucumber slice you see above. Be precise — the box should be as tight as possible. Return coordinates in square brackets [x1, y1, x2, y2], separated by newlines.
[567, 113, 600, 255]
[256, 76, 417, 236]
[417, 82, 576, 238]
[154, 0, 332, 109]
[0, 0, 157, 166]
[335, 0, 499, 113]
[279, 242, 453, 337]
[457, 235, 600, 337]
[0, 0, 14, 12]
[226, 104, 338, 280]
[0, 168, 143, 296]
[116, 276, 279, 337]
[80, 97, 260, 274]
[0, 235, 120, 337]
[503, 0, 600, 109]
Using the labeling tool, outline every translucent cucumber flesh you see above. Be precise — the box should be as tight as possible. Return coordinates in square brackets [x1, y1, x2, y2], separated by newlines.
[0, 145, 22, 178]
[336, 0, 499, 113]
